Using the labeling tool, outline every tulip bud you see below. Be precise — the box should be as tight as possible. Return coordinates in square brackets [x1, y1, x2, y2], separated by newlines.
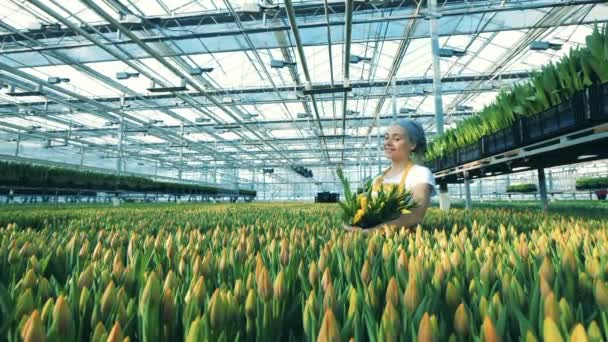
[52, 295, 74, 339]
[480, 258, 494, 285]
[381, 302, 401, 340]
[559, 298, 573, 329]
[482, 316, 499, 342]
[308, 262, 318, 288]
[219, 249, 228, 274]
[8, 247, 19, 264]
[404, 277, 420, 314]
[234, 279, 246, 304]
[140, 271, 162, 308]
[209, 289, 225, 329]
[544, 292, 560, 324]
[190, 276, 206, 306]
[303, 294, 316, 338]
[569, 324, 587, 342]
[256, 266, 273, 301]
[101, 281, 116, 319]
[317, 309, 340, 342]
[543, 317, 563, 342]
[179, 256, 187, 276]
[246, 272, 255, 290]
[587, 321, 602, 342]
[274, 271, 285, 301]
[525, 330, 538, 342]
[382, 242, 392, 263]
[454, 303, 469, 337]
[417, 313, 434, 342]
[594, 280, 608, 310]
[100, 270, 111, 290]
[21, 310, 46, 342]
[386, 277, 400, 309]
[80, 287, 90, 315]
[163, 270, 178, 292]
[323, 283, 336, 310]
[192, 255, 202, 279]
[21, 269, 37, 290]
[361, 260, 370, 286]
[78, 265, 94, 289]
[347, 288, 359, 319]
[397, 249, 408, 274]
[91, 322, 106, 342]
[446, 280, 460, 309]
[280, 239, 289, 266]
[107, 322, 123, 342]
[539, 256, 555, 284]
[321, 267, 332, 292]
[578, 272, 592, 294]
[586, 259, 600, 279]
[479, 296, 489, 319]
[16, 288, 35, 318]
[186, 317, 203, 342]
[41, 298, 54, 324]
[161, 288, 176, 324]
[245, 289, 256, 319]
[561, 248, 577, 273]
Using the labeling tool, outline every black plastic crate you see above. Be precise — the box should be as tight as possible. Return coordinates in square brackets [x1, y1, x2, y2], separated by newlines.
[445, 153, 457, 168]
[589, 82, 608, 123]
[484, 123, 521, 155]
[457, 141, 482, 164]
[522, 91, 589, 144]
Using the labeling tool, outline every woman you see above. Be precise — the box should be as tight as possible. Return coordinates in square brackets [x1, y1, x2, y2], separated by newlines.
[346, 119, 436, 232]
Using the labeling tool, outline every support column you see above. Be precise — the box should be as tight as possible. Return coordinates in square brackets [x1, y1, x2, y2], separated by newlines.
[178, 123, 184, 181]
[464, 171, 472, 210]
[439, 182, 450, 211]
[478, 179, 483, 201]
[377, 125, 382, 174]
[391, 77, 397, 120]
[14, 133, 20, 157]
[429, 0, 444, 136]
[117, 95, 125, 175]
[79, 147, 85, 169]
[538, 168, 548, 212]
[505, 175, 511, 201]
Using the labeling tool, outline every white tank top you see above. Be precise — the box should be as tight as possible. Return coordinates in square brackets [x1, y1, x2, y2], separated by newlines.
[375, 164, 437, 196]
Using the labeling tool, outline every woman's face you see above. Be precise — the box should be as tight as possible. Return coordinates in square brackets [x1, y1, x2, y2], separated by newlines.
[384, 125, 415, 162]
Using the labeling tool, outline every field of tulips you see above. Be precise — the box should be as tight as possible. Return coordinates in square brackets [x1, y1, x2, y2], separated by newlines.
[1, 202, 608, 341]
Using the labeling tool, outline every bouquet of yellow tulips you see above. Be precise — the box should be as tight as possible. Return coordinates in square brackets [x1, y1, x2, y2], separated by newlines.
[336, 167, 415, 229]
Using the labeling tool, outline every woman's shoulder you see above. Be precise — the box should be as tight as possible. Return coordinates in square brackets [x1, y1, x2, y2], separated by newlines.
[409, 164, 433, 176]
[407, 164, 436, 183]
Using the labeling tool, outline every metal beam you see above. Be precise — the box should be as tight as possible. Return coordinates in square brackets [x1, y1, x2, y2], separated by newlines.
[0, 1, 603, 67]
[0, 71, 528, 113]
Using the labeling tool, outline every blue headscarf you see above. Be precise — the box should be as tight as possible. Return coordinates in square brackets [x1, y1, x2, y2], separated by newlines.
[390, 119, 427, 154]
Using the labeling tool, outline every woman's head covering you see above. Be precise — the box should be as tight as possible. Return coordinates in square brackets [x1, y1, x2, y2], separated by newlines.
[391, 119, 427, 154]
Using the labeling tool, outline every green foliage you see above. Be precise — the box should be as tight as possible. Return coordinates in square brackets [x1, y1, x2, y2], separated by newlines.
[575, 176, 608, 190]
[426, 24, 608, 161]
[506, 183, 538, 193]
[0, 161, 256, 196]
[1, 203, 608, 341]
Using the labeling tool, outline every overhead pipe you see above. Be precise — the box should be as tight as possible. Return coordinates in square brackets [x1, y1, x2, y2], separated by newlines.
[25, 0, 255, 170]
[283, 0, 331, 163]
[341, 0, 354, 160]
[79, 0, 299, 169]
[31, 0, 292, 172]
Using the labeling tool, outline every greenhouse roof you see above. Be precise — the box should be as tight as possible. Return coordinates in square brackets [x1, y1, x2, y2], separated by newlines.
[0, 0, 606, 173]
